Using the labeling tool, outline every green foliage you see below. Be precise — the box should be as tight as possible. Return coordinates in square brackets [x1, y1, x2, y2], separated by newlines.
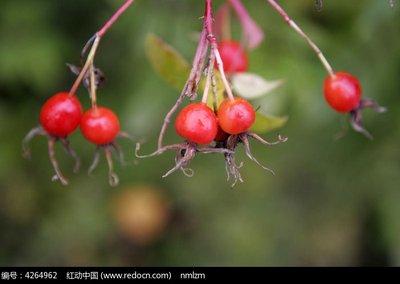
[145, 33, 190, 90]
[251, 113, 288, 133]
[145, 34, 287, 134]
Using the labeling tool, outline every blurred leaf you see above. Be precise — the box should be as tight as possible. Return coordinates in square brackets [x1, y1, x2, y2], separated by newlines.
[145, 33, 226, 112]
[199, 71, 226, 110]
[231, 72, 284, 99]
[145, 33, 190, 90]
[251, 112, 288, 134]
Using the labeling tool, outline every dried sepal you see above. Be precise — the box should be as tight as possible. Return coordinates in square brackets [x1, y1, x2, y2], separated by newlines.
[88, 147, 101, 176]
[240, 134, 275, 175]
[104, 145, 119, 187]
[22, 126, 80, 186]
[87, 144, 120, 187]
[87, 133, 133, 187]
[47, 137, 69, 186]
[349, 98, 386, 140]
[22, 126, 46, 159]
[218, 132, 287, 187]
[136, 141, 233, 178]
[60, 138, 81, 173]
[67, 63, 106, 90]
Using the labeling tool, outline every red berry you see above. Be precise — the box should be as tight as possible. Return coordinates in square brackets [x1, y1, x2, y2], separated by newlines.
[217, 98, 255, 135]
[39, 92, 83, 137]
[218, 40, 248, 73]
[324, 72, 362, 113]
[175, 103, 218, 144]
[80, 107, 120, 145]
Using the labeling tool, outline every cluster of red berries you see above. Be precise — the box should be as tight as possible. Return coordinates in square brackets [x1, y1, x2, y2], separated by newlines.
[39, 92, 120, 146]
[136, 94, 276, 185]
[23, 0, 387, 187]
[175, 98, 254, 145]
[136, 37, 287, 185]
[24, 89, 124, 186]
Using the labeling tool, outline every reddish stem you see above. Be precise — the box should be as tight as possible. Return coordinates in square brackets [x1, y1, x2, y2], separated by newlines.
[157, 29, 209, 149]
[266, 0, 334, 76]
[205, 0, 235, 101]
[69, 0, 135, 96]
[204, 0, 214, 42]
[97, 0, 135, 38]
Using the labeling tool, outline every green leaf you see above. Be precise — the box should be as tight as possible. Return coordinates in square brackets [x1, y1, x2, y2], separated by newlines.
[145, 33, 190, 90]
[231, 72, 284, 100]
[199, 71, 226, 110]
[251, 112, 288, 134]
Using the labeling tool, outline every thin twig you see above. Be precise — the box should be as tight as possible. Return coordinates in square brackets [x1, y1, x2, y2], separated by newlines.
[97, 0, 135, 37]
[69, 36, 101, 95]
[205, 0, 235, 100]
[89, 62, 98, 108]
[266, 0, 334, 76]
[157, 28, 209, 149]
[69, 0, 135, 95]
[201, 52, 216, 103]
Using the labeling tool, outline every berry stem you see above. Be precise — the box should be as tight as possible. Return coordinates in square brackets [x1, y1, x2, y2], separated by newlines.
[69, 36, 101, 96]
[205, 0, 235, 101]
[97, 0, 135, 38]
[69, 0, 135, 96]
[89, 62, 98, 109]
[201, 53, 216, 104]
[266, 0, 334, 76]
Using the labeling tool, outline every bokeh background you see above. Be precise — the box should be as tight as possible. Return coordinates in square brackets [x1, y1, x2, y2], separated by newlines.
[0, 0, 399, 266]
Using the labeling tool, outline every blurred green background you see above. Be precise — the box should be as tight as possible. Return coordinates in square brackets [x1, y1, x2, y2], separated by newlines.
[0, 0, 399, 266]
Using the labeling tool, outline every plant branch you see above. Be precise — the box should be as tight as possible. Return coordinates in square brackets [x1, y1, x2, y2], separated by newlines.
[89, 62, 98, 108]
[98, 0, 135, 37]
[205, 0, 235, 100]
[69, 36, 101, 95]
[201, 53, 215, 104]
[266, 0, 334, 76]
[69, 0, 135, 95]
[157, 26, 209, 149]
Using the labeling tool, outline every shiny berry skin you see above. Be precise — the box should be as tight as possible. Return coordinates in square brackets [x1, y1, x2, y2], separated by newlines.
[324, 72, 362, 113]
[39, 92, 83, 137]
[175, 103, 218, 144]
[217, 98, 255, 135]
[80, 107, 120, 145]
[218, 40, 248, 73]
